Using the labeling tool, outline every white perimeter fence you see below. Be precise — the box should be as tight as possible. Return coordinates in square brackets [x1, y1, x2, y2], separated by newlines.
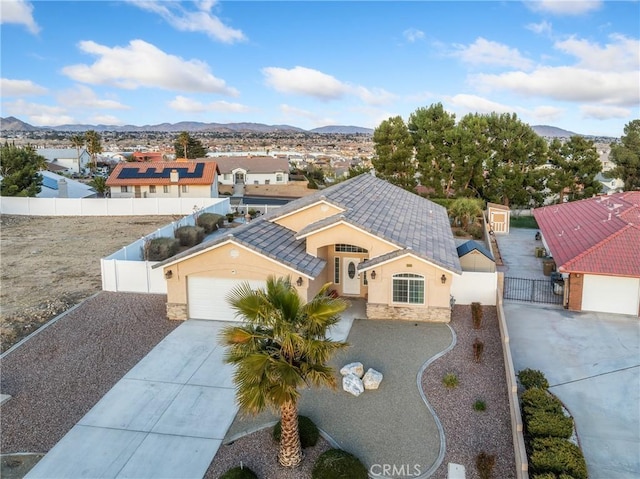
[451, 271, 498, 306]
[0, 196, 229, 216]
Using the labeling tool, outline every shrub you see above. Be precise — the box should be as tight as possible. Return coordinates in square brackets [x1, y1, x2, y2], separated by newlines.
[219, 466, 258, 479]
[442, 372, 459, 389]
[466, 224, 484, 240]
[473, 338, 484, 363]
[248, 208, 258, 218]
[312, 449, 368, 479]
[197, 213, 224, 233]
[531, 474, 558, 479]
[518, 368, 550, 390]
[473, 399, 487, 411]
[530, 437, 588, 479]
[145, 237, 180, 261]
[454, 228, 468, 237]
[526, 409, 574, 439]
[521, 388, 563, 416]
[226, 213, 235, 223]
[476, 451, 496, 479]
[273, 415, 320, 448]
[471, 302, 483, 329]
[174, 225, 205, 247]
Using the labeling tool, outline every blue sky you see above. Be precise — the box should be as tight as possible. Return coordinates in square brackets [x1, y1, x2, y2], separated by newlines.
[1, 1, 638, 136]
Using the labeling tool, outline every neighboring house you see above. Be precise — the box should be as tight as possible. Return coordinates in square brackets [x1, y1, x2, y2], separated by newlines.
[596, 173, 624, 195]
[106, 161, 219, 199]
[36, 148, 91, 174]
[457, 240, 496, 273]
[156, 174, 462, 323]
[131, 151, 165, 162]
[38, 171, 96, 198]
[487, 203, 511, 234]
[215, 156, 289, 186]
[533, 192, 640, 317]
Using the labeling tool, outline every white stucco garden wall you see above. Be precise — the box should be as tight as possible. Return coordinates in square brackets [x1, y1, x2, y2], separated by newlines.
[451, 271, 498, 306]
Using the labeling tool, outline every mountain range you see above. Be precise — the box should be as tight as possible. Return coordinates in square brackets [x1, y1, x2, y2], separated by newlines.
[0, 116, 607, 139]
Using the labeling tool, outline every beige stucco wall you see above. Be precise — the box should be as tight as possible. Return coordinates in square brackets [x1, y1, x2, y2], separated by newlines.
[459, 251, 496, 273]
[274, 201, 344, 233]
[163, 241, 314, 306]
[304, 223, 398, 258]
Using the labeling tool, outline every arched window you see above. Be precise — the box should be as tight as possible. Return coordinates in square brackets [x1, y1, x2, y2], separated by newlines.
[392, 273, 424, 304]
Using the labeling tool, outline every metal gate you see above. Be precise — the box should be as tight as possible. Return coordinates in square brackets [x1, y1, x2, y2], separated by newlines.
[503, 277, 563, 305]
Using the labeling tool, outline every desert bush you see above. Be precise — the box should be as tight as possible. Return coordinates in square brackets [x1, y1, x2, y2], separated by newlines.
[530, 437, 588, 479]
[471, 302, 483, 329]
[174, 225, 205, 247]
[526, 409, 574, 439]
[312, 449, 368, 479]
[219, 466, 258, 479]
[442, 372, 459, 389]
[474, 399, 487, 411]
[197, 213, 223, 233]
[476, 451, 496, 479]
[521, 388, 563, 416]
[518, 368, 550, 390]
[145, 237, 180, 261]
[226, 213, 235, 223]
[466, 224, 484, 240]
[273, 415, 319, 448]
[473, 338, 484, 363]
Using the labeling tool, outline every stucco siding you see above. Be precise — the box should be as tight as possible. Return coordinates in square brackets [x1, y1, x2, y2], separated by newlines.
[304, 223, 398, 258]
[274, 202, 344, 232]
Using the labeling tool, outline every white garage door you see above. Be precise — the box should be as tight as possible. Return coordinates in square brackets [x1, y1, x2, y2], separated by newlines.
[188, 277, 266, 321]
[582, 274, 640, 316]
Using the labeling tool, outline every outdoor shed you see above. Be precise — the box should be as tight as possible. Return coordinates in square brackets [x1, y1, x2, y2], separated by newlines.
[487, 203, 511, 234]
[457, 240, 496, 273]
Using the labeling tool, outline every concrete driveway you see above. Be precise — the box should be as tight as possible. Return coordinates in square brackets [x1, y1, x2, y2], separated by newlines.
[504, 299, 640, 478]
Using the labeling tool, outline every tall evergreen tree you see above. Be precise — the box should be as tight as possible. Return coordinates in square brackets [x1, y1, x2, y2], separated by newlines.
[547, 136, 602, 203]
[450, 113, 490, 197]
[173, 133, 206, 159]
[372, 116, 416, 191]
[0, 143, 46, 196]
[609, 119, 640, 190]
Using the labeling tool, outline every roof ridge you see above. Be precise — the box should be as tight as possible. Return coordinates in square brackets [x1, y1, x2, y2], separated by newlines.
[562, 223, 634, 270]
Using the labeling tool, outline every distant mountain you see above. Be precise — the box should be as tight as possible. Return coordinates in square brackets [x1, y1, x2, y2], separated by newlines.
[532, 125, 579, 138]
[0, 116, 45, 132]
[310, 125, 374, 134]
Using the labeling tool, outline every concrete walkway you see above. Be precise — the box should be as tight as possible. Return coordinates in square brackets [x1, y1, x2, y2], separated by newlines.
[25, 306, 357, 479]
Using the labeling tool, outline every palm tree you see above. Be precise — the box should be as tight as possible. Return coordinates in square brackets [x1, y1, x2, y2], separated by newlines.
[85, 130, 102, 173]
[70, 134, 85, 174]
[220, 276, 348, 468]
[177, 131, 190, 159]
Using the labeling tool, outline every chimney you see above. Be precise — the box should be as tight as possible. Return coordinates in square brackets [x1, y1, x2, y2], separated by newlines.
[170, 169, 179, 183]
[58, 178, 68, 198]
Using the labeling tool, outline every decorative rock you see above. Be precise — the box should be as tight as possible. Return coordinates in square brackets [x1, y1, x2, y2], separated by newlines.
[362, 368, 383, 390]
[342, 373, 365, 397]
[340, 362, 364, 378]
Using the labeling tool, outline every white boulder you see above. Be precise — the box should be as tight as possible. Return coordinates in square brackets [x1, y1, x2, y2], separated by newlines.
[342, 373, 365, 397]
[362, 368, 383, 390]
[340, 362, 364, 378]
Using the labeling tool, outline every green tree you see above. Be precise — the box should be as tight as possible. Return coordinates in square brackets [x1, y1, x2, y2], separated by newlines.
[85, 130, 103, 173]
[408, 103, 457, 197]
[609, 119, 640, 190]
[547, 136, 602, 203]
[173, 133, 206, 159]
[481, 113, 547, 207]
[0, 143, 46, 196]
[372, 115, 416, 191]
[448, 197, 484, 229]
[90, 176, 108, 197]
[451, 113, 490, 197]
[347, 164, 372, 178]
[220, 277, 348, 468]
[70, 134, 85, 174]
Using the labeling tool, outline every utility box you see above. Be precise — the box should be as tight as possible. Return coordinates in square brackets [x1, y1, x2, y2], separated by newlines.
[543, 258, 556, 276]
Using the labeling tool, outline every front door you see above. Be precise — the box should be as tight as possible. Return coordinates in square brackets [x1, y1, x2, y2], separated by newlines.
[134, 185, 141, 198]
[342, 257, 360, 295]
[234, 172, 245, 184]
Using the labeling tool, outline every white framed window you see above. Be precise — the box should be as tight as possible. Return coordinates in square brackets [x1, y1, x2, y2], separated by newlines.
[334, 257, 340, 284]
[181, 185, 188, 193]
[120, 186, 128, 193]
[392, 273, 424, 304]
[335, 244, 368, 253]
[149, 185, 156, 193]
[163, 185, 169, 193]
[276, 173, 283, 182]
[224, 173, 231, 180]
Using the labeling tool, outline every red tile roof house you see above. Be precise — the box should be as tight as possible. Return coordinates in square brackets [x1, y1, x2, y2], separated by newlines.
[533, 191, 640, 316]
[106, 161, 219, 199]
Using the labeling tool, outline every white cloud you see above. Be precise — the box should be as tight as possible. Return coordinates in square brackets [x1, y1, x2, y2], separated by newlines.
[472, 67, 639, 107]
[279, 104, 323, 121]
[57, 85, 129, 110]
[531, 105, 565, 122]
[446, 94, 518, 115]
[525, 1, 602, 16]
[526, 20, 553, 36]
[0, 0, 40, 34]
[555, 34, 640, 71]
[168, 95, 250, 114]
[580, 104, 632, 120]
[1, 78, 48, 97]
[90, 115, 125, 125]
[62, 40, 239, 96]
[452, 37, 533, 70]
[352, 86, 396, 106]
[403, 28, 425, 43]
[263, 66, 349, 101]
[127, 0, 245, 43]
[3, 99, 74, 126]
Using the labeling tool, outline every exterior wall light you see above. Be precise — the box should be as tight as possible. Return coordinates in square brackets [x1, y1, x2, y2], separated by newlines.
[441, 274, 447, 284]
[370, 270, 376, 280]
[296, 277, 304, 287]
[165, 270, 173, 279]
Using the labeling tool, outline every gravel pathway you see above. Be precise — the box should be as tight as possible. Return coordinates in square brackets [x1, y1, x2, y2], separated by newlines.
[0, 292, 179, 454]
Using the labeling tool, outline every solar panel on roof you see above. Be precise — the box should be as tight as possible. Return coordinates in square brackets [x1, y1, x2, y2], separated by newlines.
[117, 163, 205, 180]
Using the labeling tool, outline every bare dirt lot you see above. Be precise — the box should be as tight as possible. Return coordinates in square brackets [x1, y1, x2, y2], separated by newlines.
[0, 214, 180, 352]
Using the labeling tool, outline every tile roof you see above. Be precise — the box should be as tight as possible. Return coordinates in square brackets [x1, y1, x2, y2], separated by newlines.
[106, 161, 219, 186]
[211, 156, 289, 174]
[533, 191, 640, 277]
